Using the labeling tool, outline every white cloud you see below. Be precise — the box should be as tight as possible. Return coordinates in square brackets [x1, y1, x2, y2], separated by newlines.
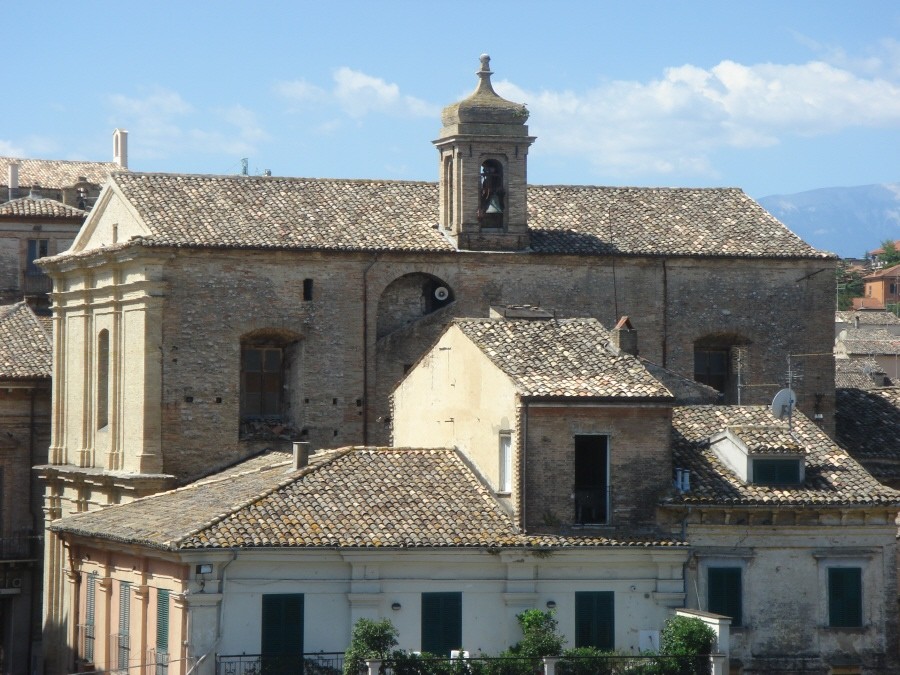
[504, 55, 900, 181]
[274, 67, 439, 119]
[108, 88, 269, 162]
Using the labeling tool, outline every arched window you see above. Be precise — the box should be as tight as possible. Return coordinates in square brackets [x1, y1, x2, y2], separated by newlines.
[97, 330, 109, 429]
[376, 273, 454, 339]
[478, 159, 504, 228]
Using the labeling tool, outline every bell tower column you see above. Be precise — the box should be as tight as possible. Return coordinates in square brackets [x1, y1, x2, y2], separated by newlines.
[434, 55, 535, 251]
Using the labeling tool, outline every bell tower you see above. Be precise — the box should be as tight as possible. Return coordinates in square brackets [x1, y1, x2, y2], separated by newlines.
[434, 55, 535, 251]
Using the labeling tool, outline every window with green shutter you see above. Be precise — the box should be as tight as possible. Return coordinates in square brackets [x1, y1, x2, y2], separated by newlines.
[575, 592, 614, 650]
[261, 594, 304, 654]
[708, 567, 742, 627]
[828, 568, 862, 627]
[156, 589, 170, 653]
[753, 459, 800, 485]
[421, 592, 462, 656]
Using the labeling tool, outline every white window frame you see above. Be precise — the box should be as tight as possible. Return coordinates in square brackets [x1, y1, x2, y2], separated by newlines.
[498, 431, 512, 493]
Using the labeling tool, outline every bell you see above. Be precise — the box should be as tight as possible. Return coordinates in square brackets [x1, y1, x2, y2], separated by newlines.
[485, 194, 503, 213]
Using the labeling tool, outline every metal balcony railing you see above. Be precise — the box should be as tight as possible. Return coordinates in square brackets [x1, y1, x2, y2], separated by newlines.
[77, 623, 95, 664]
[217, 652, 345, 675]
[22, 271, 52, 295]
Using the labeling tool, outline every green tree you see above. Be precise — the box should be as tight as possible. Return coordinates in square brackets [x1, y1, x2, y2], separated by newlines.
[878, 240, 900, 266]
[512, 609, 565, 659]
[343, 618, 399, 675]
[660, 615, 716, 656]
[836, 261, 865, 310]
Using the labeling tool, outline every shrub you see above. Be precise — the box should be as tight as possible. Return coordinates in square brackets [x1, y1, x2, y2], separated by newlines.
[659, 616, 716, 656]
[512, 609, 565, 659]
[343, 618, 399, 675]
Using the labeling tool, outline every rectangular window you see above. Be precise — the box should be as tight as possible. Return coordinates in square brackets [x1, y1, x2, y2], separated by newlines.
[753, 459, 801, 485]
[156, 588, 170, 673]
[575, 591, 615, 650]
[261, 593, 304, 674]
[708, 567, 742, 627]
[97, 330, 110, 429]
[829, 568, 862, 627]
[118, 581, 131, 673]
[421, 592, 462, 656]
[303, 278, 313, 301]
[498, 432, 512, 492]
[574, 435, 609, 524]
[694, 348, 729, 392]
[26, 238, 49, 275]
[83, 572, 97, 663]
[241, 347, 283, 417]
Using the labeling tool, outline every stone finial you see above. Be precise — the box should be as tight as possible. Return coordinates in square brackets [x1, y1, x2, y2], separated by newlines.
[475, 54, 496, 96]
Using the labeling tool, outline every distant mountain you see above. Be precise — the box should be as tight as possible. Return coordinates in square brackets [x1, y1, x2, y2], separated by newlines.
[757, 184, 900, 258]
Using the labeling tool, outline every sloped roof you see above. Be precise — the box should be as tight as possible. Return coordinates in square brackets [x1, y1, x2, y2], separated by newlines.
[453, 317, 673, 399]
[836, 387, 900, 470]
[837, 328, 900, 356]
[0, 302, 51, 379]
[669, 405, 900, 506]
[836, 310, 900, 326]
[68, 172, 829, 259]
[0, 196, 86, 220]
[0, 157, 119, 189]
[723, 425, 804, 455]
[52, 447, 684, 550]
[835, 358, 889, 390]
[863, 263, 900, 280]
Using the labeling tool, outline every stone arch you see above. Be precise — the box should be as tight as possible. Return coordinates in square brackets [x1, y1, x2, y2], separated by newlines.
[376, 272, 455, 339]
[693, 333, 752, 404]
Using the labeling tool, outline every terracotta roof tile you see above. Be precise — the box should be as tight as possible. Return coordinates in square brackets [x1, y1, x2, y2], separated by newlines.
[0, 302, 51, 379]
[835, 310, 900, 327]
[836, 387, 900, 466]
[835, 358, 889, 390]
[670, 405, 900, 506]
[0, 196, 86, 220]
[53, 447, 684, 550]
[0, 157, 119, 189]
[838, 328, 900, 356]
[724, 425, 804, 455]
[78, 172, 830, 259]
[454, 318, 673, 399]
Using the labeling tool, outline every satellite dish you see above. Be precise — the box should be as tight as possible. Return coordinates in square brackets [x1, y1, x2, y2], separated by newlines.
[771, 388, 796, 420]
[434, 286, 450, 301]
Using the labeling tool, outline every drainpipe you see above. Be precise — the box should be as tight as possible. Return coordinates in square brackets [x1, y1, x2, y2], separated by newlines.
[518, 400, 528, 533]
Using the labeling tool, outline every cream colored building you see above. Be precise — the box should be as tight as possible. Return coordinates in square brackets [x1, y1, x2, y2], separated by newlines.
[37, 56, 839, 672]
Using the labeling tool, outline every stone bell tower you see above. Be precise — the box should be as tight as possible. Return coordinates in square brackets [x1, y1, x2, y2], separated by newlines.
[434, 55, 535, 251]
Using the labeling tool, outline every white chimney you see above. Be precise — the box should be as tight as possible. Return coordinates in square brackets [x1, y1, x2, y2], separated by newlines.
[113, 128, 128, 169]
[292, 441, 310, 470]
[8, 162, 18, 201]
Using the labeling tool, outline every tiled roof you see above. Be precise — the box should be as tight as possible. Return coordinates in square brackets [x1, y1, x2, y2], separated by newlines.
[836, 310, 900, 326]
[53, 447, 684, 550]
[669, 405, 900, 506]
[835, 358, 889, 390]
[0, 157, 119, 189]
[836, 387, 900, 465]
[863, 263, 900, 280]
[0, 302, 51, 379]
[725, 425, 803, 454]
[85, 172, 828, 259]
[454, 318, 673, 399]
[0, 196, 86, 220]
[837, 328, 900, 356]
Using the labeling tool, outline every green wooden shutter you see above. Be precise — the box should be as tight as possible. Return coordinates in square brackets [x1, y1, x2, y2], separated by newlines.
[261, 594, 304, 655]
[829, 568, 862, 627]
[156, 589, 170, 653]
[421, 592, 462, 656]
[575, 592, 615, 650]
[708, 567, 742, 627]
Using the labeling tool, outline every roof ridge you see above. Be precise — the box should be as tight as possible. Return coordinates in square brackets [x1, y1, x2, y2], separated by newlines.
[169, 447, 355, 548]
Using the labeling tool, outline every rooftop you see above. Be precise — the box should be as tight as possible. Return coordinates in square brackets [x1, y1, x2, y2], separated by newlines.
[670, 405, 900, 506]
[0, 302, 51, 379]
[837, 328, 900, 356]
[453, 317, 673, 400]
[52, 172, 830, 261]
[0, 196, 87, 220]
[52, 446, 684, 551]
[836, 387, 900, 468]
[0, 157, 120, 190]
[835, 310, 900, 326]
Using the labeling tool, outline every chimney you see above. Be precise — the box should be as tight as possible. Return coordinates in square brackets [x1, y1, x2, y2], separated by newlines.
[292, 441, 310, 470]
[854, 315, 860, 329]
[611, 316, 638, 356]
[8, 162, 18, 201]
[113, 128, 128, 169]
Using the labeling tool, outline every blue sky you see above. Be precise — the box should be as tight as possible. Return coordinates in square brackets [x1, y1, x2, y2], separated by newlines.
[3, 1, 900, 199]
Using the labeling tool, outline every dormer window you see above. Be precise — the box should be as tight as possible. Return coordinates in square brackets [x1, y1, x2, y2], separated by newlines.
[478, 160, 504, 228]
[752, 458, 801, 485]
[710, 426, 806, 486]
